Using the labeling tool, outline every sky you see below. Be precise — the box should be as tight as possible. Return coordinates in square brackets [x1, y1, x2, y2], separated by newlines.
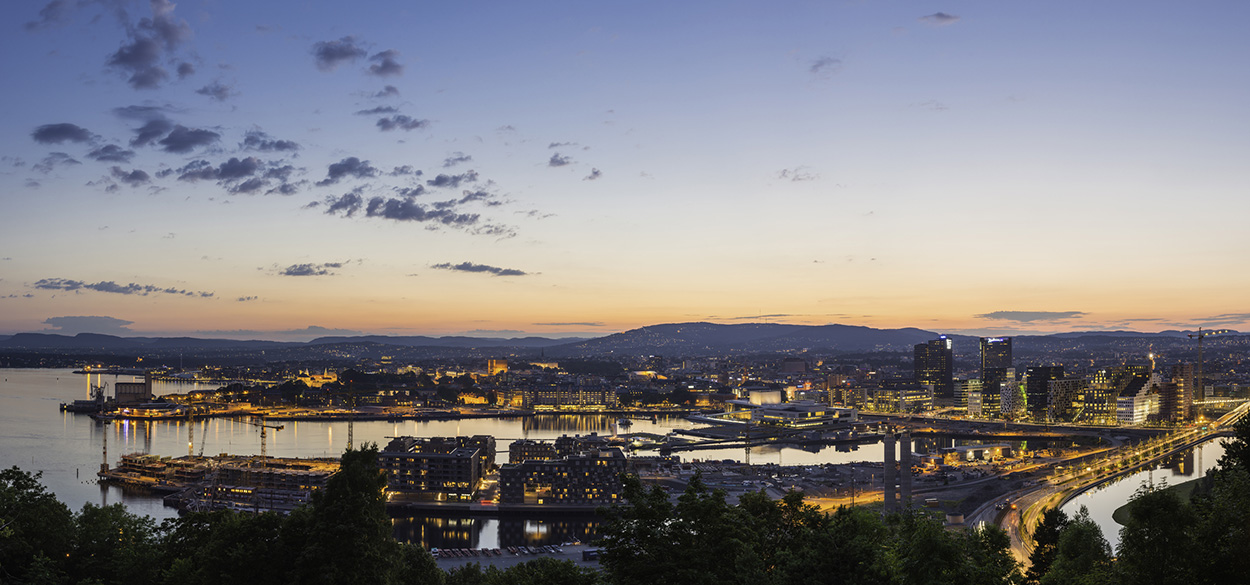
[2, 1, 1249, 342]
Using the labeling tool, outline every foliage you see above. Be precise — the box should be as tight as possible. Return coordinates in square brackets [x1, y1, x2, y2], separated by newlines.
[0, 467, 74, 584]
[1025, 507, 1069, 585]
[1039, 507, 1113, 585]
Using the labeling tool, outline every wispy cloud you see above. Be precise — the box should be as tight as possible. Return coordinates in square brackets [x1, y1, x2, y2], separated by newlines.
[919, 12, 960, 26]
[33, 278, 213, 297]
[975, 310, 1087, 322]
[431, 262, 527, 277]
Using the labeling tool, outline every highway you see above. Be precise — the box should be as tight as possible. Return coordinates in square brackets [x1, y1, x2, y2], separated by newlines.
[971, 400, 1250, 567]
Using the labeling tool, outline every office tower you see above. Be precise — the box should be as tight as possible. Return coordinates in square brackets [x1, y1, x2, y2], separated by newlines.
[883, 431, 896, 513]
[899, 432, 912, 508]
[980, 337, 1012, 404]
[1025, 366, 1064, 420]
[914, 336, 954, 399]
[1163, 363, 1195, 421]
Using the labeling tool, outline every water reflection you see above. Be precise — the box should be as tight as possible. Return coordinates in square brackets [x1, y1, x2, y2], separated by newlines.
[391, 515, 600, 549]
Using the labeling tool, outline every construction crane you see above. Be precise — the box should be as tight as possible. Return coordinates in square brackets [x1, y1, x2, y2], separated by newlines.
[244, 418, 284, 468]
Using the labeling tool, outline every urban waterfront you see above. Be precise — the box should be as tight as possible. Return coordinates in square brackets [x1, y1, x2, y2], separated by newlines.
[1, 368, 885, 548]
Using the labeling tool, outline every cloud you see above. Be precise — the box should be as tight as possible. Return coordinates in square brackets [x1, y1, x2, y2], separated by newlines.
[87, 144, 135, 163]
[376, 115, 429, 131]
[443, 152, 472, 168]
[367, 49, 403, 76]
[355, 106, 399, 115]
[1194, 313, 1250, 328]
[431, 262, 527, 277]
[33, 152, 80, 173]
[158, 125, 220, 153]
[31, 123, 93, 144]
[128, 118, 174, 147]
[372, 85, 400, 98]
[548, 153, 572, 167]
[778, 167, 817, 182]
[363, 197, 481, 227]
[390, 165, 420, 177]
[279, 262, 343, 276]
[457, 189, 497, 205]
[111, 166, 150, 186]
[533, 322, 603, 327]
[426, 170, 478, 189]
[42, 315, 134, 336]
[192, 325, 363, 341]
[195, 81, 236, 101]
[175, 156, 261, 181]
[312, 36, 366, 72]
[228, 177, 265, 194]
[583, 168, 601, 181]
[548, 141, 577, 149]
[316, 157, 378, 186]
[975, 311, 1087, 322]
[241, 130, 299, 152]
[322, 189, 364, 216]
[919, 12, 960, 26]
[106, 0, 193, 90]
[236, 296, 258, 302]
[33, 278, 213, 297]
[810, 56, 842, 78]
[24, 0, 72, 32]
[177, 61, 195, 78]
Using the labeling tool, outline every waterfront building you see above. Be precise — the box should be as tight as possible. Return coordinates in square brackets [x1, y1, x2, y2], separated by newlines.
[865, 385, 933, 413]
[1162, 363, 1195, 421]
[554, 432, 614, 457]
[508, 439, 558, 464]
[379, 436, 496, 502]
[1046, 377, 1087, 422]
[522, 385, 618, 410]
[1116, 373, 1162, 425]
[498, 448, 628, 505]
[115, 373, 153, 406]
[914, 337, 954, 399]
[749, 401, 857, 428]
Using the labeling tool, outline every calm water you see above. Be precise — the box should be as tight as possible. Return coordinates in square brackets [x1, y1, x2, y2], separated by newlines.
[1061, 437, 1227, 549]
[0, 368, 891, 548]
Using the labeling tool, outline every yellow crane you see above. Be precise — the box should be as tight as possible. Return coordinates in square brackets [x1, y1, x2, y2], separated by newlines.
[244, 418, 285, 468]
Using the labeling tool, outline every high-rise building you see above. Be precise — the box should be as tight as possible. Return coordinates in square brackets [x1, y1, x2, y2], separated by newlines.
[914, 336, 954, 399]
[1162, 363, 1195, 421]
[980, 337, 1012, 405]
[1025, 366, 1065, 419]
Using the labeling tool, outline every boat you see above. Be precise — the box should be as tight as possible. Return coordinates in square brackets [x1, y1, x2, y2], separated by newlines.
[616, 417, 633, 427]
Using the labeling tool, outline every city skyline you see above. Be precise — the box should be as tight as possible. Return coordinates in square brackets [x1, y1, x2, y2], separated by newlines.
[3, 1, 1249, 341]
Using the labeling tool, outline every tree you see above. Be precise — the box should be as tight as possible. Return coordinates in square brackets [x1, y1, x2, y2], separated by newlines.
[1040, 507, 1112, 585]
[70, 502, 161, 585]
[1115, 484, 1198, 585]
[293, 444, 403, 585]
[1025, 507, 1069, 585]
[1216, 413, 1250, 474]
[0, 467, 74, 584]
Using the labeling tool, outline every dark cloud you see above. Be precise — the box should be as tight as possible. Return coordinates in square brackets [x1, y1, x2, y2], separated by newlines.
[548, 153, 572, 167]
[111, 166, 150, 186]
[177, 61, 195, 78]
[355, 106, 398, 115]
[443, 152, 472, 168]
[195, 81, 236, 101]
[457, 190, 495, 205]
[24, 0, 71, 32]
[1195, 313, 1250, 327]
[919, 12, 960, 26]
[367, 49, 403, 76]
[322, 188, 365, 216]
[810, 56, 842, 77]
[316, 157, 378, 186]
[266, 183, 300, 196]
[364, 197, 480, 226]
[548, 142, 577, 149]
[228, 177, 265, 194]
[34, 278, 212, 297]
[426, 170, 478, 189]
[312, 36, 366, 72]
[158, 125, 220, 153]
[237, 296, 258, 302]
[42, 315, 134, 336]
[175, 157, 259, 181]
[241, 130, 300, 152]
[33, 152, 81, 173]
[106, 0, 192, 90]
[32, 123, 93, 144]
[394, 185, 425, 197]
[264, 164, 296, 181]
[129, 119, 174, 147]
[389, 165, 419, 176]
[376, 115, 429, 131]
[583, 168, 601, 181]
[87, 144, 135, 163]
[372, 85, 400, 98]
[279, 262, 342, 277]
[975, 311, 1087, 322]
[430, 262, 527, 277]
[534, 322, 603, 327]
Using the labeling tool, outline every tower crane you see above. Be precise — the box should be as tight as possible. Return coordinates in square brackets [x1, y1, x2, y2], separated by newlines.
[244, 418, 284, 468]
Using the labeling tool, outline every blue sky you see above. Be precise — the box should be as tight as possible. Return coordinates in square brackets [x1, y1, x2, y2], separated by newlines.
[2, 1, 1249, 341]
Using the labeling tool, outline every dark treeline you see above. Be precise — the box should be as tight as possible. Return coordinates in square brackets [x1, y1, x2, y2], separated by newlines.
[2, 417, 1248, 585]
